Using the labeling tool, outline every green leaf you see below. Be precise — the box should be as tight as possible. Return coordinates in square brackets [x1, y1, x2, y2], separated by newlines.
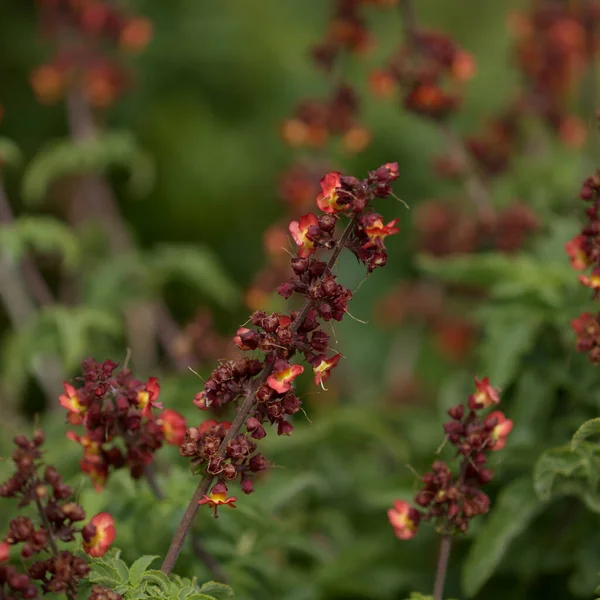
[141, 570, 172, 593]
[476, 307, 542, 389]
[0, 137, 22, 167]
[150, 244, 240, 308]
[462, 478, 542, 597]
[197, 582, 235, 600]
[571, 418, 600, 451]
[0, 217, 80, 268]
[534, 445, 589, 501]
[128, 555, 160, 587]
[22, 131, 154, 205]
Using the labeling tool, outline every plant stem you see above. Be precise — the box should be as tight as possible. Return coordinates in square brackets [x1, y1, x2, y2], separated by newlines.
[161, 215, 358, 575]
[397, 0, 495, 223]
[433, 535, 452, 600]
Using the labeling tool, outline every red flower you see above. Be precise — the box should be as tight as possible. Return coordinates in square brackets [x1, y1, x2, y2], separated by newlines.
[137, 377, 163, 418]
[59, 382, 86, 425]
[363, 217, 400, 249]
[469, 376, 500, 409]
[565, 235, 588, 270]
[312, 354, 342, 388]
[198, 483, 237, 518]
[387, 500, 420, 540]
[193, 391, 209, 410]
[0, 541, 9, 563]
[316, 172, 345, 213]
[266, 360, 304, 393]
[82, 513, 116, 558]
[487, 411, 513, 451]
[157, 409, 187, 446]
[289, 213, 319, 258]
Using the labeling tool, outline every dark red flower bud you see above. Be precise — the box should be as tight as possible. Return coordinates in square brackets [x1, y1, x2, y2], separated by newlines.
[447, 405, 464, 420]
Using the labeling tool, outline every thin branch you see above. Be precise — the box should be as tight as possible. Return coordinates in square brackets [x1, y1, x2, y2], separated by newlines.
[160, 215, 359, 576]
[64, 86, 188, 373]
[433, 535, 452, 600]
[397, 0, 495, 222]
[0, 179, 64, 407]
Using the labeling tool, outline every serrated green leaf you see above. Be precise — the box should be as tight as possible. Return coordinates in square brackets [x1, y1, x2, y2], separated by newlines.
[181, 595, 219, 600]
[88, 560, 121, 582]
[22, 131, 154, 205]
[0, 217, 80, 268]
[150, 244, 240, 308]
[462, 478, 542, 597]
[572, 418, 600, 451]
[128, 555, 160, 587]
[533, 445, 588, 501]
[141, 570, 172, 593]
[113, 557, 130, 583]
[198, 582, 234, 600]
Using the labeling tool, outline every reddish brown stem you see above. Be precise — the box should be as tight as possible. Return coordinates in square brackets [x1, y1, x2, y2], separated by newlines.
[433, 535, 452, 600]
[64, 86, 191, 372]
[160, 215, 358, 575]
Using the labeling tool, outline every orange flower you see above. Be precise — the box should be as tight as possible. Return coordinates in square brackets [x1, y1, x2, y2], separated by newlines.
[289, 213, 319, 258]
[387, 500, 420, 540]
[486, 411, 513, 451]
[312, 354, 342, 389]
[120, 17, 153, 53]
[198, 419, 231, 436]
[59, 382, 86, 425]
[266, 361, 304, 394]
[579, 271, 600, 290]
[451, 51, 476, 82]
[137, 377, 162, 418]
[198, 484, 237, 518]
[369, 69, 397, 98]
[157, 409, 187, 446]
[363, 217, 400, 249]
[469, 376, 500, 409]
[30, 64, 65, 104]
[316, 172, 345, 214]
[83, 513, 116, 558]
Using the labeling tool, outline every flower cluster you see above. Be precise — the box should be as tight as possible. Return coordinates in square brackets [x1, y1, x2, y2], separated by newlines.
[31, 0, 152, 107]
[181, 164, 400, 516]
[371, 29, 475, 120]
[567, 166, 600, 362]
[388, 377, 513, 539]
[61, 358, 186, 490]
[0, 431, 115, 599]
[414, 199, 539, 257]
[509, 2, 596, 144]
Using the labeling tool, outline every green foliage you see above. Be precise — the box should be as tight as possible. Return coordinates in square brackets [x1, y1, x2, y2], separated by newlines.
[571, 419, 600, 451]
[0, 216, 80, 268]
[82, 550, 234, 600]
[462, 479, 542, 597]
[22, 131, 154, 205]
[0, 136, 22, 167]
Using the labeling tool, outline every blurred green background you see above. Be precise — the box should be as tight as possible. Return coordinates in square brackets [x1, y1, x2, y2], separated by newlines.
[4, 1, 600, 600]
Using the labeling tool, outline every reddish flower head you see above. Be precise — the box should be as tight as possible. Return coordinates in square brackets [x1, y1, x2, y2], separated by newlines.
[82, 513, 116, 558]
[316, 172, 345, 214]
[198, 483, 237, 518]
[0, 541, 9, 563]
[487, 411, 513, 451]
[469, 376, 500, 409]
[289, 213, 319, 258]
[157, 409, 187, 446]
[387, 500, 420, 540]
[59, 382, 86, 425]
[579, 271, 600, 290]
[565, 235, 589, 270]
[312, 354, 342, 389]
[137, 377, 162, 417]
[266, 361, 304, 394]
